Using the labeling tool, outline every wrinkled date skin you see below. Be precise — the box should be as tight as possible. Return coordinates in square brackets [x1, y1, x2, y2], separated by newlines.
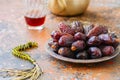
[87, 25, 108, 38]
[83, 24, 94, 35]
[58, 22, 75, 35]
[71, 21, 84, 33]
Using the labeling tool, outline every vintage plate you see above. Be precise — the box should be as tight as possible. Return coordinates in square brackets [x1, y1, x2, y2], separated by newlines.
[46, 40, 120, 63]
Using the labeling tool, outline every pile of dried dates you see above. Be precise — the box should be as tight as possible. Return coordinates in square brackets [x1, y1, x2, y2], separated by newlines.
[48, 21, 119, 59]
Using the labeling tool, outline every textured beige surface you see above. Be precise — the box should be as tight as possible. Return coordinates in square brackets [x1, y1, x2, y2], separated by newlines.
[0, 0, 120, 80]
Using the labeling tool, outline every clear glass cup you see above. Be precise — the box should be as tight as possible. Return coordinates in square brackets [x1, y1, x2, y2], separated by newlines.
[24, 0, 47, 30]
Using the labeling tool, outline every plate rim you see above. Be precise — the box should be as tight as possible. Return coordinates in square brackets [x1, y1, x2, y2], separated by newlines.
[46, 40, 120, 63]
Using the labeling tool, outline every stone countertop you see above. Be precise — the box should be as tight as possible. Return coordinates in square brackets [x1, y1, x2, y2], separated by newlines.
[0, 0, 120, 80]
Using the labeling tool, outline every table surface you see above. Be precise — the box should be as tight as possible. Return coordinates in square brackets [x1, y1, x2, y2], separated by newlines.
[0, 0, 120, 80]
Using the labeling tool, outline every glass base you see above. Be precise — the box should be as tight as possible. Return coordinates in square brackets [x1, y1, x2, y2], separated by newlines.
[27, 25, 44, 30]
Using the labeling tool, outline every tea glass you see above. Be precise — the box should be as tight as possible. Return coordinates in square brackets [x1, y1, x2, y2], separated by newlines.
[24, 0, 47, 30]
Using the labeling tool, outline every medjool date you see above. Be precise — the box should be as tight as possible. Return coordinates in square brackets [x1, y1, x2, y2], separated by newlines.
[58, 34, 74, 47]
[87, 36, 101, 46]
[87, 25, 108, 38]
[58, 47, 75, 58]
[48, 41, 59, 52]
[58, 22, 75, 35]
[98, 34, 113, 44]
[71, 21, 84, 33]
[101, 46, 115, 56]
[71, 40, 86, 52]
[88, 47, 102, 59]
[51, 30, 62, 41]
[74, 32, 86, 41]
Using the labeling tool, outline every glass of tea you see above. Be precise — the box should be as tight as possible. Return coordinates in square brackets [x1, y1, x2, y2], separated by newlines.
[24, 0, 47, 30]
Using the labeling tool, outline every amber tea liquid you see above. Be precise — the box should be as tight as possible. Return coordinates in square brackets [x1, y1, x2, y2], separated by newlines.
[25, 10, 46, 30]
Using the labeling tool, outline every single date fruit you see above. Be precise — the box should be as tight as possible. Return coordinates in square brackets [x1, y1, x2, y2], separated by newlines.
[74, 32, 86, 41]
[51, 30, 62, 40]
[48, 41, 59, 52]
[58, 22, 75, 35]
[98, 34, 113, 44]
[87, 25, 108, 38]
[59, 34, 74, 47]
[71, 40, 86, 51]
[76, 51, 88, 59]
[71, 21, 84, 33]
[58, 47, 75, 58]
[101, 46, 115, 56]
[88, 47, 102, 59]
[87, 36, 101, 46]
